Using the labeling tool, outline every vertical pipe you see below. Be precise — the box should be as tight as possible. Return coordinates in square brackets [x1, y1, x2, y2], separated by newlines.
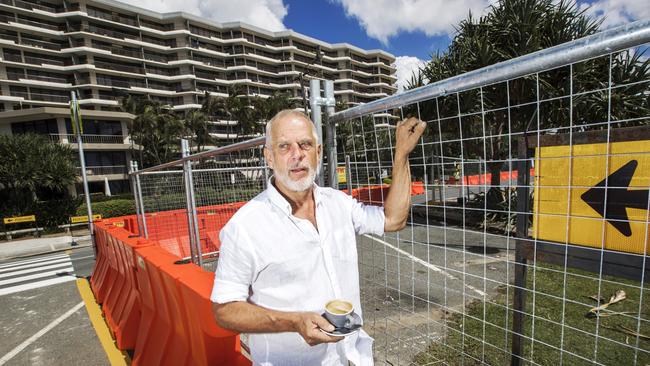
[511, 139, 532, 366]
[181, 139, 198, 265]
[182, 139, 203, 267]
[134, 161, 148, 239]
[310, 79, 324, 186]
[324, 80, 337, 189]
[129, 161, 143, 236]
[345, 155, 352, 196]
[72, 91, 95, 255]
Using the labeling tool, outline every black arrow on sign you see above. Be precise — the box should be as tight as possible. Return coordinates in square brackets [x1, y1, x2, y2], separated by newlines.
[580, 160, 649, 237]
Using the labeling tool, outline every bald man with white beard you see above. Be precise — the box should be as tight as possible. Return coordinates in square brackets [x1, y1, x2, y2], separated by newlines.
[211, 110, 426, 365]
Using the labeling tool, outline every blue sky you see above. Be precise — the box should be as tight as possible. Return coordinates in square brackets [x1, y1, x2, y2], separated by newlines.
[126, 0, 648, 90]
[283, 0, 451, 60]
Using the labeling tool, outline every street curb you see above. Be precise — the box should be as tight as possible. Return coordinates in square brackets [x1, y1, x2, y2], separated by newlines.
[0, 242, 94, 261]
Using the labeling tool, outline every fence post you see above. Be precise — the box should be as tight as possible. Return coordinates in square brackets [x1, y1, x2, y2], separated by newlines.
[345, 155, 352, 196]
[181, 139, 203, 267]
[309, 79, 325, 186]
[129, 160, 143, 237]
[71, 91, 95, 254]
[324, 80, 338, 189]
[133, 161, 148, 239]
[511, 138, 532, 366]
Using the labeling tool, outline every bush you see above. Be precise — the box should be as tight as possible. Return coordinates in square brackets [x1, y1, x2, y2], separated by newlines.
[76, 199, 136, 218]
[78, 193, 134, 203]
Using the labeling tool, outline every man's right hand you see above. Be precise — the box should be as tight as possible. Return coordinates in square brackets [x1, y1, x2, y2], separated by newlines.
[293, 312, 344, 346]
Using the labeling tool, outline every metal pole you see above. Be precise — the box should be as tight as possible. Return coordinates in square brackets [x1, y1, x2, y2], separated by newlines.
[309, 79, 324, 186]
[511, 139, 532, 366]
[324, 80, 338, 189]
[134, 161, 148, 239]
[328, 20, 650, 125]
[345, 155, 352, 196]
[181, 139, 203, 267]
[129, 161, 143, 236]
[71, 91, 95, 255]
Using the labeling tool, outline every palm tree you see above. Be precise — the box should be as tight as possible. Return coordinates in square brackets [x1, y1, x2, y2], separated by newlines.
[183, 109, 211, 152]
[0, 134, 76, 215]
[415, 0, 649, 207]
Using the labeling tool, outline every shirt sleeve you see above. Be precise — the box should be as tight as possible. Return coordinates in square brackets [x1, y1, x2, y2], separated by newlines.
[346, 193, 385, 236]
[210, 221, 256, 304]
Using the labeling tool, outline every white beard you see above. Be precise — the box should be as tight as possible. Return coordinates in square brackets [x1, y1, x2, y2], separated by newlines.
[275, 161, 321, 192]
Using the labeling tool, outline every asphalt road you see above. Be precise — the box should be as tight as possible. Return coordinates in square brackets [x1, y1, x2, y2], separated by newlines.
[357, 223, 515, 365]
[0, 246, 109, 366]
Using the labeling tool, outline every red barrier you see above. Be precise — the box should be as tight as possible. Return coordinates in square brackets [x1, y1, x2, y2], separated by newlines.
[178, 268, 250, 366]
[132, 246, 175, 366]
[90, 225, 111, 303]
[91, 219, 249, 366]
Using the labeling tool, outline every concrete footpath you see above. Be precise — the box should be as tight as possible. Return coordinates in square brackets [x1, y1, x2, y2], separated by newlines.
[0, 235, 93, 260]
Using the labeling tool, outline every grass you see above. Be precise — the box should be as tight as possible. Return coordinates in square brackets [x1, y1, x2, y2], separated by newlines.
[413, 263, 650, 365]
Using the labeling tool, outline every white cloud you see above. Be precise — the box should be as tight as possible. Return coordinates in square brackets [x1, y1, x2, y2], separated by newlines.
[579, 0, 650, 28]
[332, 0, 493, 44]
[121, 0, 288, 31]
[393, 56, 426, 93]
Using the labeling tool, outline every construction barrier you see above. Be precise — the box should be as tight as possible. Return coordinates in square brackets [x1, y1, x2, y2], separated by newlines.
[90, 214, 250, 365]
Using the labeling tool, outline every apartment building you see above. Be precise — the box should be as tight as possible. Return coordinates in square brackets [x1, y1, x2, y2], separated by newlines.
[0, 0, 397, 194]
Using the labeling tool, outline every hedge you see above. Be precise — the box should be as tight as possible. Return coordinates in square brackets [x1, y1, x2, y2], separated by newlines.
[76, 199, 136, 218]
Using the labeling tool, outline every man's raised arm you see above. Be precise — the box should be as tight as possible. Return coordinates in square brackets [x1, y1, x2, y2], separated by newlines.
[383, 117, 426, 232]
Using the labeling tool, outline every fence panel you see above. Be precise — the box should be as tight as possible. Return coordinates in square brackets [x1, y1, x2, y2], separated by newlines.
[132, 140, 267, 273]
[332, 21, 650, 365]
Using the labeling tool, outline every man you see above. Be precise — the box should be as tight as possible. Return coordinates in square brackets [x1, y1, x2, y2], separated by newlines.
[211, 110, 426, 365]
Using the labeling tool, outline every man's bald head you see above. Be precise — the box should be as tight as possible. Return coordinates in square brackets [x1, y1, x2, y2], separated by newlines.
[265, 110, 318, 149]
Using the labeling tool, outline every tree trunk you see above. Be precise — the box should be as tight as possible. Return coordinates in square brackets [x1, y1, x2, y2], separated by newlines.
[487, 162, 504, 209]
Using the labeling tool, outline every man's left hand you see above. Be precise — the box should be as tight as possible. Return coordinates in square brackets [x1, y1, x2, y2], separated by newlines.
[395, 117, 426, 161]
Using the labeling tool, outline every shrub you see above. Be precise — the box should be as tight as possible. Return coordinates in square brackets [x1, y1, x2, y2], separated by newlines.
[76, 199, 136, 218]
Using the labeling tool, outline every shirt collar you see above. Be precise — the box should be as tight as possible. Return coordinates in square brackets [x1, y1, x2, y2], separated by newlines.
[266, 176, 323, 215]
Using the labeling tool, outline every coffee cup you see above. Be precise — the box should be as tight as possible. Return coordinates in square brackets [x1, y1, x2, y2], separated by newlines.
[324, 299, 354, 328]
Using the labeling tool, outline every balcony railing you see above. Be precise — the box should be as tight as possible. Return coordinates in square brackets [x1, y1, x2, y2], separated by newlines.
[15, 17, 64, 31]
[20, 38, 63, 50]
[77, 165, 128, 176]
[13, 0, 60, 13]
[52, 134, 126, 144]
[95, 60, 144, 74]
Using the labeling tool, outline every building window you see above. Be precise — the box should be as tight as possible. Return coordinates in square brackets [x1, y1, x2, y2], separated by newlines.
[11, 119, 59, 135]
[64, 119, 123, 135]
[82, 151, 127, 167]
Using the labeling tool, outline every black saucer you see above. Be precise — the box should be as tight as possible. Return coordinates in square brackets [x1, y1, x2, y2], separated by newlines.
[320, 312, 363, 337]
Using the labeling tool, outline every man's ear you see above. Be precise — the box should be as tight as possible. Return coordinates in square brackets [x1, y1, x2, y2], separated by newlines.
[263, 146, 273, 169]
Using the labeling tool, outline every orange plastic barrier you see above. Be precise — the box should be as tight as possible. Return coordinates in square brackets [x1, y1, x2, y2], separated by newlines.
[350, 181, 425, 206]
[91, 219, 250, 366]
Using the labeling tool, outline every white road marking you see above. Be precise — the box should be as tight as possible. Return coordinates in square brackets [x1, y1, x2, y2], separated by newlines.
[0, 276, 77, 297]
[0, 267, 74, 286]
[0, 254, 68, 270]
[363, 234, 488, 297]
[0, 261, 72, 279]
[0, 302, 85, 365]
[0, 258, 71, 274]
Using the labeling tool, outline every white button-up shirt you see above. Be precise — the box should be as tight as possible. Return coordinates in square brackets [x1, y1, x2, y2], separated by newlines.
[211, 180, 385, 365]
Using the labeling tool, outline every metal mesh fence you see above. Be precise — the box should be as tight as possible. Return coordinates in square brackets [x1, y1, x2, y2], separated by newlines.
[124, 21, 650, 365]
[331, 24, 650, 365]
[132, 141, 267, 272]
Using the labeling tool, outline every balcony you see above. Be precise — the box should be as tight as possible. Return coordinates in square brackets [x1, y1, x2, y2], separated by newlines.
[51, 134, 127, 144]
[77, 165, 128, 176]
[12, 0, 61, 13]
[95, 60, 144, 74]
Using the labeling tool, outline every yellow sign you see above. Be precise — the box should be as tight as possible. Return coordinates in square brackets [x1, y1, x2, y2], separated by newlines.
[70, 214, 102, 223]
[337, 167, 347, 184]
[533, 140, 650, 254]
[3, 215, 36, 224]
